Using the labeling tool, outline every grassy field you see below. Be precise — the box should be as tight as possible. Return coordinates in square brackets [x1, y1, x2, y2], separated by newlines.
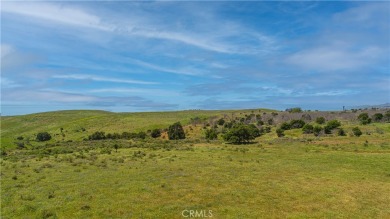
[1, 109, 390, 218]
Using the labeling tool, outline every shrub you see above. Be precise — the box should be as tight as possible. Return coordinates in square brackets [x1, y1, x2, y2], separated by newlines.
[276, 128, 284, 137]
[217, 118, 225, 126]
[301, 114, 312, 121]
[338, 128, 346, 136]
[372, 113, 383, 122]
[286, 107, 302, 113]
[223, 124, 260, 144]
[137, 131, 147, 139]
[121, 132, 132, 139]
[302, 124, 314, 134]
[290, 119, 306, 129]
[168, 122, 186, 140]
[151, 129, 161, 138]
[114, 144, 119, 152]
[385, 110, 390, 122]
[324, 125, 332, 134]
[36, 132, 52, 142]
[352, 127, 362, 137]
[88, 131, 106, 140]
[315, 117, 325, 124]
[280, 122, 291, 130]
[313, 126, 322, 136]
[205, 129, 218, 140]
[15, 142, 25, 149]
[358, 113, 371, 125]
[326, 120, 341, 129]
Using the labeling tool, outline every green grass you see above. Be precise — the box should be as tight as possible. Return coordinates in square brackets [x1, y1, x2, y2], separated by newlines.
[1, 109, 390, 218]
[1, 109, 274, 149]
[1, 139, 389, 218]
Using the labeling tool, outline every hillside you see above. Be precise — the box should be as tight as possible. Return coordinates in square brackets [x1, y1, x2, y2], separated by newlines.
[1, 108, 276, 148]
[1, 108, 389, 150]
[1, 108, 390, 218]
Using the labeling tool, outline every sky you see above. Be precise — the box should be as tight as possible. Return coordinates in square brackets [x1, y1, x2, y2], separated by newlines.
[1, 1, 389, 116]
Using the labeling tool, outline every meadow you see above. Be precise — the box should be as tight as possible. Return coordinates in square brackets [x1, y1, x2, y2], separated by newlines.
[1, 109, 390, 218]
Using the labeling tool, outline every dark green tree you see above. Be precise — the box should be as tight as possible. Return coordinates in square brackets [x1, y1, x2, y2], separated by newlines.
[36, 132, 52, 142]
[168, 122, 186, 140]
[223, 124, 260, 144]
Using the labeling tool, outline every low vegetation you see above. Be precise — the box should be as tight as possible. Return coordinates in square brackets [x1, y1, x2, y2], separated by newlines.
[1, 108, 390, 218]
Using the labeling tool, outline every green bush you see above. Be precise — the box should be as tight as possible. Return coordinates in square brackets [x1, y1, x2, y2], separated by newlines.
[315, 117, 325, 124]
[205, 129, 218, 140]
[151, 129, 161, 138]
[337, 128, 346, 136]
[276, 128, 285, 137]
[223, 124, 260, 144]
[326, 120, 341, 129]
[352, 127, 362, 137]
[313, 126, 322, 136]
[290, 119, 306, 129]
[217, 118, 225, 126]
[280, 122, 291, 130]
[168, 122, 186, 140]
[88, 131, 106, 140]
[302, 124, 314, 134]
[36, 132, 52, 142]
[372, 113, 383, 122]
[358, 113, 371, 125]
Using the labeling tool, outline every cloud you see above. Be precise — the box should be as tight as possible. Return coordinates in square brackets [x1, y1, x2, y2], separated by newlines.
[1, 44, 41, 72]
[88, 88, 180, 97]
[1, 78, 21, 89]
[2, 88, 177, 110]
[52, 74, 158, 85]
[129, 58, 203, 76]
[1, 2, 110, 31]
[1, 2, 276, 55]
[286, 46, 384, 71]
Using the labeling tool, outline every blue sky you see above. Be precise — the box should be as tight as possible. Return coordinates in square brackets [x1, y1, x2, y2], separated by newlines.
[1, 1, 389, 115]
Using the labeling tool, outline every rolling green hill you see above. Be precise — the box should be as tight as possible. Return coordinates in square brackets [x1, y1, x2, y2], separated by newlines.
[1, 108, 275, 149]
[1, 108, 390, 218]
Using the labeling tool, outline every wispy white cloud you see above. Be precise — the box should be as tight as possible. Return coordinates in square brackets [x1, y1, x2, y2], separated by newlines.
[88, 88, 180, 96]
[52, 74, 158, 85]
[1, 2, 276, 55]
[1, 44, 40, 72]
[286, 46, 383, 71]
[129, 58, 203, 76]
[1, 2, 110, 31]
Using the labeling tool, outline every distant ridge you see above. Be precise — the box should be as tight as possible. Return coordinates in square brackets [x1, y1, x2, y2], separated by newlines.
[348, 103, 390, 109]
